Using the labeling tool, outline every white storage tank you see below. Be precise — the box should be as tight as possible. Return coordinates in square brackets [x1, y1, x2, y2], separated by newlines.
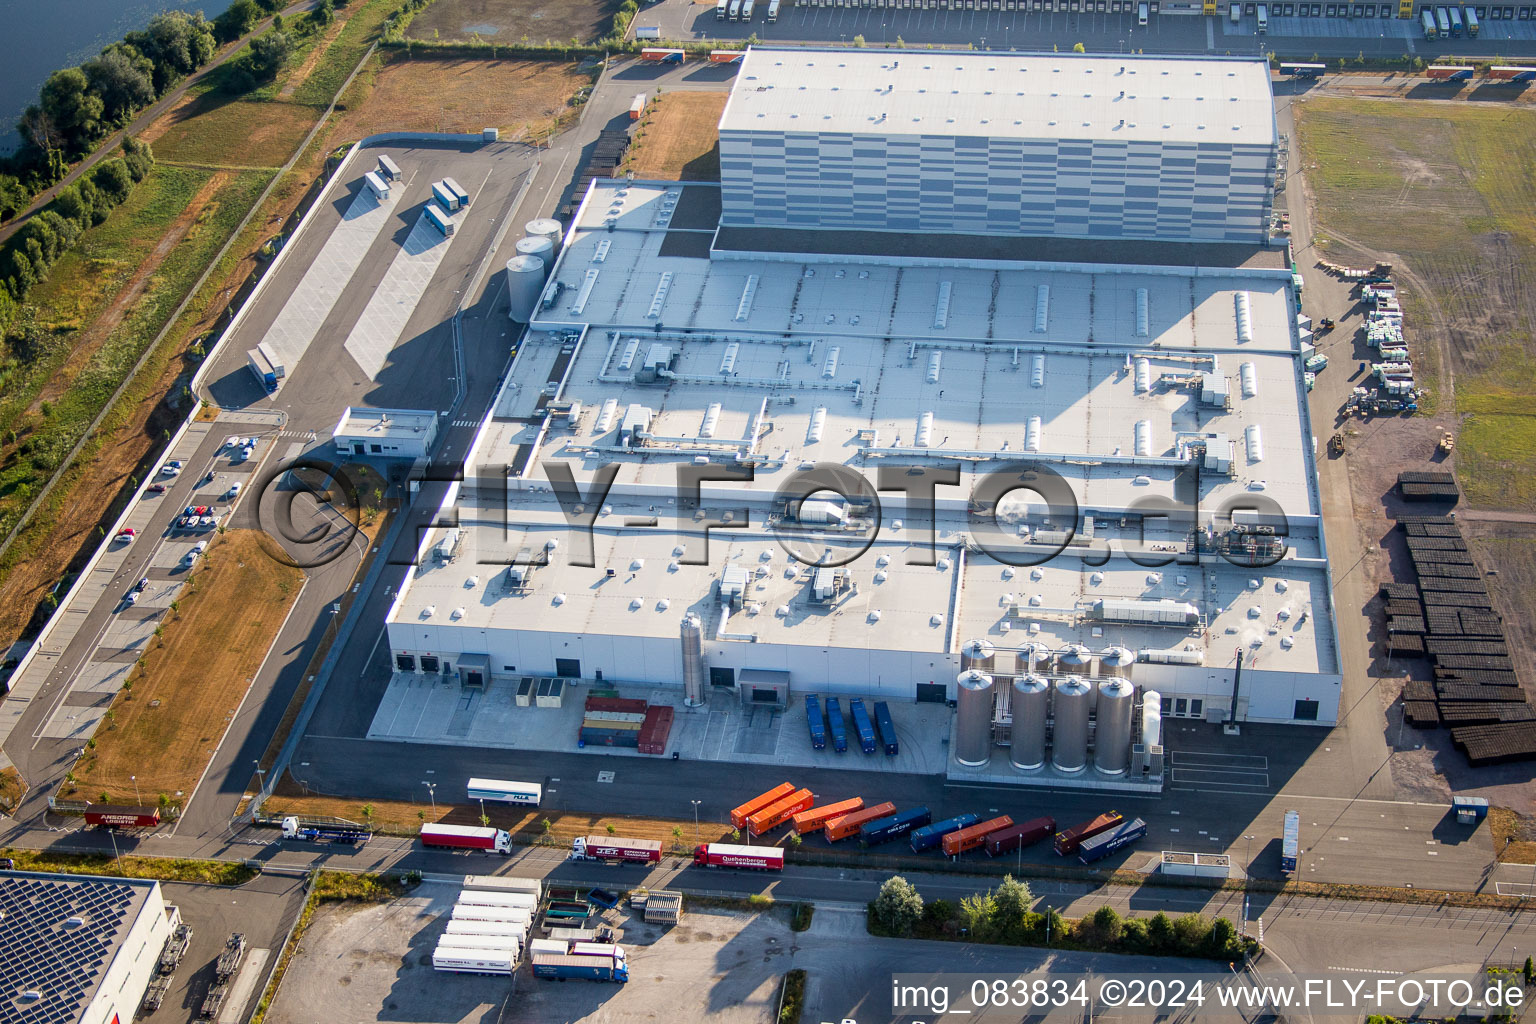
[1094, 678, 1136, 776]
[506, 255, 545, 323]
[525, 217, 563, 257]
[1051, 676, 1093, 774]
[955, 670, 995, 767]
[515, 235, 555, 269]
[1009, 675, 1050, 771]
[681, 614, 705, 706]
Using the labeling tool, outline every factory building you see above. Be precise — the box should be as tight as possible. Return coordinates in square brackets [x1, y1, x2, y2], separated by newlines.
[716, 50, 1278, 244]
[384, 50, 1342, 736]
[0, 871, 175, 1024]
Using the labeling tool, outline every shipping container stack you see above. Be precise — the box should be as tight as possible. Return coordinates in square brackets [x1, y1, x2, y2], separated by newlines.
[1390, 514, 1536, 764]
[578, 696, 673, 754]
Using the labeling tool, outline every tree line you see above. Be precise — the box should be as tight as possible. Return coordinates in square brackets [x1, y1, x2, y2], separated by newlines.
[0, 0, 338, 224]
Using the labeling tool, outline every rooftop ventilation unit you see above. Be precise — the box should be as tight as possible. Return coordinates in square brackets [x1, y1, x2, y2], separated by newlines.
[647, 271, 673, 319]
[1025, 416, 1042, 452]
[1133, 356, 1151, 394]
[1244, 424, 1264, 463]
[1235, 291, 1253, 343]
[934, 281, 953, 329]
[594, 398, 619, 433]
[735, 275, 759, 322]
[1134, 420, 1153, 458]
[1239, 361, 1258, 399]
[823, 346, 840, 379]
[570, 269, 599, 316]
[1031, 353, 1046, 388]
[926, 351, 942, 384]
[915, 411, 935, 448]
[617, 338, 640, 372]
[1034, 285, 1050, 333]
[806, 406, 827, 444]
[1135, 288, 1150, 337]
[700, 403, 722, 438]
[720, 342, 740, 375]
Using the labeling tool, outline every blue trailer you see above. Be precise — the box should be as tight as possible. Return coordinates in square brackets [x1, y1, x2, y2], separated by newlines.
[826, 698, 848, 753]
[532, 953, 629, 982]
[848, 699, 878, 754]
[872, 701, 899, 755]
[909, 812, 981, 853]
[805, 695, 826, 750]
[1280, 810, 1300, 874]
[861, 806, 932, 845]
[1077, 817, 1147, 864]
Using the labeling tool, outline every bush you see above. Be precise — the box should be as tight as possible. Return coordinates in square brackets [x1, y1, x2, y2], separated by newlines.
[790, 903, 814, 932]
[872, 875, 924, 936]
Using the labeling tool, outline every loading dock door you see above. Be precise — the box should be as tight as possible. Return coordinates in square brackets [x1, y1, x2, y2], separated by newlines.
[916, 682, 948, 703]
[555, 657, 581, 678]
[710, 667, 736, 689]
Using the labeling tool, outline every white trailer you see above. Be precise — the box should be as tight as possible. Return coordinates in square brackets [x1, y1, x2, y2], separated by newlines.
[363, 170, 390, 200]
[445, 919, 529, 939]
[431, 181, 460, 212]
[375, 154, 402, 181]
[451, 903, 531, 924]
[432, 947, 516, 974]
[455, 891, 538, 910]
[442, 177, 469, 207]
[424, 204, 455, 237]
[437, 934, 522, 954]
[466, 778, 542, 805]
[462, 875, 542, 896]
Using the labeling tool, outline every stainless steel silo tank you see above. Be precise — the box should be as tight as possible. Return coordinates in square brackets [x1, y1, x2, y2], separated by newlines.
[954, 670, 995, 767]
[524, 217, 563, 257]
[680, 614, 705, 707]
[505, 255, 545, 323]
[1009, 674, 1049, 771]
[1051, 676, 1093, 773]
[960, 638, 996, 674]
[1094, 678, 1136, 776]
[514, 234, 555, 270]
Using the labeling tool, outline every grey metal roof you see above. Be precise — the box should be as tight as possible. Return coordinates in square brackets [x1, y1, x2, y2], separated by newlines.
[720, 48, 1276, 146]
[0, 873, 152, 1024]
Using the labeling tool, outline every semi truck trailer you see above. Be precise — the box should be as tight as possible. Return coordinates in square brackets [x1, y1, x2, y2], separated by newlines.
[805, 695, 827, 749]
[826, 697, 848, 752]
[462, 875, 541, 895]
[872, 701, 899, 754]
[434, 948, 516, 974]
[570, 835, 663, 863]
[466, 778, 542, 805]
[83, 805, 161, 829]
[859, 806, 932, 845]
[825, 802, 897, 842]
[1281, 810, 1300, 874]
[985, 816, 1056, 856]
[747, 788, 814, 835]
[731, 783, 796, 829]
[280, 816, 369, 844]
[1053, 812, 1124, 856]
[909, 812, 981, 853]
[455, 891, 537, 910]
[848, 699, 878, 754]
[693, 843, 785, 870]
[1078, 818, 1147, 863]
[791, 797, 863, 834]
[532, 953, 629, 982]
[420, 823, 513, 853]
[943, 815, 1014, 857]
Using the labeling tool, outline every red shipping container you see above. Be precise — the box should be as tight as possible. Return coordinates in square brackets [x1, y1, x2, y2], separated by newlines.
[586, 696, 648, 714]
[985, 816, 1057, 856]
[941, 815, 1013, 858]
[638, 706, 674, 754]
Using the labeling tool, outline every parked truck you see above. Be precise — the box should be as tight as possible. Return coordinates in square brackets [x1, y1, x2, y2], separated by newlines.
[83, 804, 161, 829]
[629, 93, 647, 121]
[872, 701, 899, 755]
[1281, 809, 1300, 874]
[909, 812, 981, 853]
[791, 797, 863, 835]
[805, 695, 827, 749]
[693, 843, 785, 870]
[532, 952, 629, 982]
[1053, 812, 1124, 856]
[747, 788, 814, 836]
[943, 815, 1014, 858]
[826, 697, 848, 753]
[280, 816, 370, 845]
[824, 802, 896, 842]
[1078, 818, 1147, 864]
[570, 835, 663, 864]
[860, 806, 932, 845]
[848, 699, 878, 754]
[420, 822, 513, 854]
[731, 783, 796, 829]
[985, 816, 1056, 856]
[246, 344, 283, 392]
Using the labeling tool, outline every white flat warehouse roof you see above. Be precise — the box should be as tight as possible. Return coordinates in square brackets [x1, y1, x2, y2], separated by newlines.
[719, 48, 1277, 146]
[334, 406, 438, 438]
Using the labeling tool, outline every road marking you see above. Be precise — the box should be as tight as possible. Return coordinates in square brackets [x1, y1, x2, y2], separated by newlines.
[1328, 966, 1400, 975]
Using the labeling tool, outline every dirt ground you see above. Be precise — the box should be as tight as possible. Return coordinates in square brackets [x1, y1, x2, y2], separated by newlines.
[331, 55, 589, 141]
[406, 0, 625, 45]
[67, 531, 303, 805]
[265, 882, 785, 1024]
[626, 92, 728, 181]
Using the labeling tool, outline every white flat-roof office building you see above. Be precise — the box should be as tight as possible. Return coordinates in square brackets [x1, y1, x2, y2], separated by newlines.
[384, 51, 1341, 727]
[717, 50, 1278, 244]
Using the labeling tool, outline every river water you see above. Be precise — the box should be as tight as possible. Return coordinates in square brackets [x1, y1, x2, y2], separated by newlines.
[0, 0, 235, 156]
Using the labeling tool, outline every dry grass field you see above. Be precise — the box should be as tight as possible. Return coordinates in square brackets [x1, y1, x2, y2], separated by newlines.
[332, 55, 589, 141]
[144, 98, 322, 169]
[406, 0, 624, 45]
[626, 92, 728, 180]
[67, 531, 303, 805]
[1295, 98, 1536, 511]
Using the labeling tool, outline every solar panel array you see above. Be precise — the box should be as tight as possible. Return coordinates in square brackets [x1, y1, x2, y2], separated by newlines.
[1387, 514, 1535, 764]
[0, 876, 142, 1024]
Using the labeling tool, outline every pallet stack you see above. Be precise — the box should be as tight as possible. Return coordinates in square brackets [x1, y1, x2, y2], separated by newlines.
[561, 129, 632, 219]
[1388, 514, 1536, 765]
[1398, 469, 1460, 503]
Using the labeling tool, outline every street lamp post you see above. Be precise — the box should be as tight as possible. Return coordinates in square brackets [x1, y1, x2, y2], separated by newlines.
[131, 775, 141, 806]
[252, 760, 266, 797]
[691, 799, 702, 844]
[1245, 833, 1256, 875]
[423, 781, 437, 814]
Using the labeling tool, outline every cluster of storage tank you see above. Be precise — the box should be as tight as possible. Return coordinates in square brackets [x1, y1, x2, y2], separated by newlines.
[506, 218, 564, 323]
[954, 639, 1156, 777]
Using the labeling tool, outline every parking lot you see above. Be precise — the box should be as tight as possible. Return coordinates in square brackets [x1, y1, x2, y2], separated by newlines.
[140, 873, 306, 1024]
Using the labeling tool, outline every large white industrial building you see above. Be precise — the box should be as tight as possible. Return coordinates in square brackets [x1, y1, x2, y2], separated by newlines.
[717, 50, 1278, 244]
[384, 50, 1341, 735]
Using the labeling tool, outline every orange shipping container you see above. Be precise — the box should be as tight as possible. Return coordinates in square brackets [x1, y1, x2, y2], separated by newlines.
[791, 797, 864, 834]
[748, 788, 814, 835]
[731, 783, 795, 829]
[824, 802, 897, 842]
[941, 815, 1014, 858]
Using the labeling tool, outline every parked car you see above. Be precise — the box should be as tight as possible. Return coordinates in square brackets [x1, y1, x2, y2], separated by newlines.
[123, 590, 139, 606]
[148, 483, 167, 494]
[135, 578, 149, 593]
[183, 542, 207, 565]
[239, 446, 254, 462]
[225, 482, 242, 500]
[160, 461, 183, 477]
[114, 528, 135, 543]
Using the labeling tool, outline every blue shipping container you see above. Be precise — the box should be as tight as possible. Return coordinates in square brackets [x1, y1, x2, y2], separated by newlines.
[872, 701, 899, 755]
[1280, 810, 1300, 874]
[805, 695, 826, 750]
[909, 812, 981, 853]
[860, 806, 933, 845]
[1077, 818, 1147, 864]
[848, 699, 877, 754]
[826, 698, 848, 753]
